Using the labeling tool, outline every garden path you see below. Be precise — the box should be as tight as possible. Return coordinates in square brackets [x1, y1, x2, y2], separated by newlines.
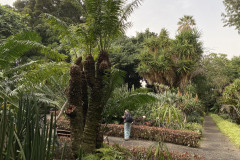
[107, 116, 240, 160]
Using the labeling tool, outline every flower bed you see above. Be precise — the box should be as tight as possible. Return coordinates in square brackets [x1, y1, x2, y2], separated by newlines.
[104, 124, 201, 147]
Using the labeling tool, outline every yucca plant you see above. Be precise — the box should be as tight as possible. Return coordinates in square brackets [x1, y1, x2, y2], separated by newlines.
[137, 19, 203, 90]
[0, 96, 57, 160]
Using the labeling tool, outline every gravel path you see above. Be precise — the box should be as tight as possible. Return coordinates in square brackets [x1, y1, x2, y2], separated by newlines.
[108, 116, 240, 160]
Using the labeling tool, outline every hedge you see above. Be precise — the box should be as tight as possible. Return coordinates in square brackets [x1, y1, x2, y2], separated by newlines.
[56, 119, 201, 147]
[115, 145, 205, 160]
[104, 124, 201, 147]
[55, 137, 205, 160]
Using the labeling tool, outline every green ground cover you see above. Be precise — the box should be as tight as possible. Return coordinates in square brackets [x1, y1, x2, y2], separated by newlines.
[210, 114, 240, 148]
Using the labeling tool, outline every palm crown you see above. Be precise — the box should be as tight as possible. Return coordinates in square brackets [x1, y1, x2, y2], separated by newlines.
[177, 15, 196, 32]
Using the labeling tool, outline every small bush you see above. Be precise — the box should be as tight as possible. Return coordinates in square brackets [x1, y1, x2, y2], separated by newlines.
[187, 115, 204, 124]
[104, 124, 201, 147]
[219, 113, 230, 120]
[183, 123, 203, 135]
[210, 114, 240, 148]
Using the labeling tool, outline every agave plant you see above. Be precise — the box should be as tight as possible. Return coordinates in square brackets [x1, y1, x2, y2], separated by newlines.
[151, 90, 184, 129]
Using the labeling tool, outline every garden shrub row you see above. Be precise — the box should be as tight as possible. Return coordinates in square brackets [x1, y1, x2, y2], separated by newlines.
[54, 137, 204, 160]
[114, 145, 205, 160]
[104, 124, 201, 147]
[56, 120, 201, 147]
[210, 114, 240, 148]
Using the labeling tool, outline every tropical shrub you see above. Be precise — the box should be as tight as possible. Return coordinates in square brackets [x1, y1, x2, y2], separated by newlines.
[221, 78, 240, 123]
[135, 85, 204, 129]
[102, 84, 157, 124]
[122, 145, 205, 160]
[153, 103, 184, 129]
[104, 124, 201, 147]
[179, 92, 204, 123]
[183, 123, 203, 135]
[144, 86, 184, 129]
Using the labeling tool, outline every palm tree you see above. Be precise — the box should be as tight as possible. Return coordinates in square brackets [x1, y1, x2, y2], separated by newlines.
[177, 15, 196, 32]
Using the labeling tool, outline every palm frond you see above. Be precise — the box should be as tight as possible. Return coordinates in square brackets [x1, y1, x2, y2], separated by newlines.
[121, 0, 143, 22]
[103, 85, 157, 123]
[0, 31, 66, 68]
[20, 62, 70, 86]
[118, 92, 157, 109]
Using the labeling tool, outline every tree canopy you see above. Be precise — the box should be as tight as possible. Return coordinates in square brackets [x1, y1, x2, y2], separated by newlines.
[222, 0, 240, 33]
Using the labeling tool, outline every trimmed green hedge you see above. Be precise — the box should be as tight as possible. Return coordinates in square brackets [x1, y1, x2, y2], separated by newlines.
[210, 114, 240, 148]
[104, 124, 201, 147]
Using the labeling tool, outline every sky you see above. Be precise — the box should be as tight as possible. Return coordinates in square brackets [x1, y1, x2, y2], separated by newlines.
[1, 0, 240, 59]
[125, 0, 240, 59]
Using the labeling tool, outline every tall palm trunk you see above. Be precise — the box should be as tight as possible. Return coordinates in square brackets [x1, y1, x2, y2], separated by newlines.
[66, 60, 84, 156]
[67, 51, 111, 155]
[81, 51, 111, 153]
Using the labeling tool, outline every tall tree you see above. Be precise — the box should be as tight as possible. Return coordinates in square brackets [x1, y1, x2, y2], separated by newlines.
[202, 53, 231, 90]
[110, 35, 141, 88]
[177, 15, 196, 32]
[0, 5, 28, 42]
[137, 26, 203, 90]
[222, 0, 240, 33]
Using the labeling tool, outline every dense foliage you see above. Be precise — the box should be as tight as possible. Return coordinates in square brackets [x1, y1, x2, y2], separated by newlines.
[221, 78, 240, 123]
[137, 27, 203, 90]
[222, 0, 240, 33]
[1, 0, 240, 158]
[0, 5, 28, 41]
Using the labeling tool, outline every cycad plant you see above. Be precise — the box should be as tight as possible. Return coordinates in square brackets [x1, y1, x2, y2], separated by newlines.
[0, 30, 67, 109]
[0, 97, 56, 160]
[43, 0, 143, 155]
[103, 84, 157, 124]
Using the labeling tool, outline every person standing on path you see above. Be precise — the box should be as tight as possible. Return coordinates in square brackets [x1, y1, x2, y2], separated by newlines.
[122, 109, 133, 141]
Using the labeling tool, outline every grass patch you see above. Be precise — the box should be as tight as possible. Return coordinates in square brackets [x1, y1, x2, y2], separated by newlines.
[210, 113, 240, 148]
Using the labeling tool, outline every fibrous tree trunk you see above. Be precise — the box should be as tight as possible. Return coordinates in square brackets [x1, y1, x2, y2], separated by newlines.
[66, 51, 111, 156]
[66, 57, 85, 156]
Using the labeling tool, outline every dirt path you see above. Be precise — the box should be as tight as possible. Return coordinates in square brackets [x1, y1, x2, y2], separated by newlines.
[108, 116, 240, 160]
